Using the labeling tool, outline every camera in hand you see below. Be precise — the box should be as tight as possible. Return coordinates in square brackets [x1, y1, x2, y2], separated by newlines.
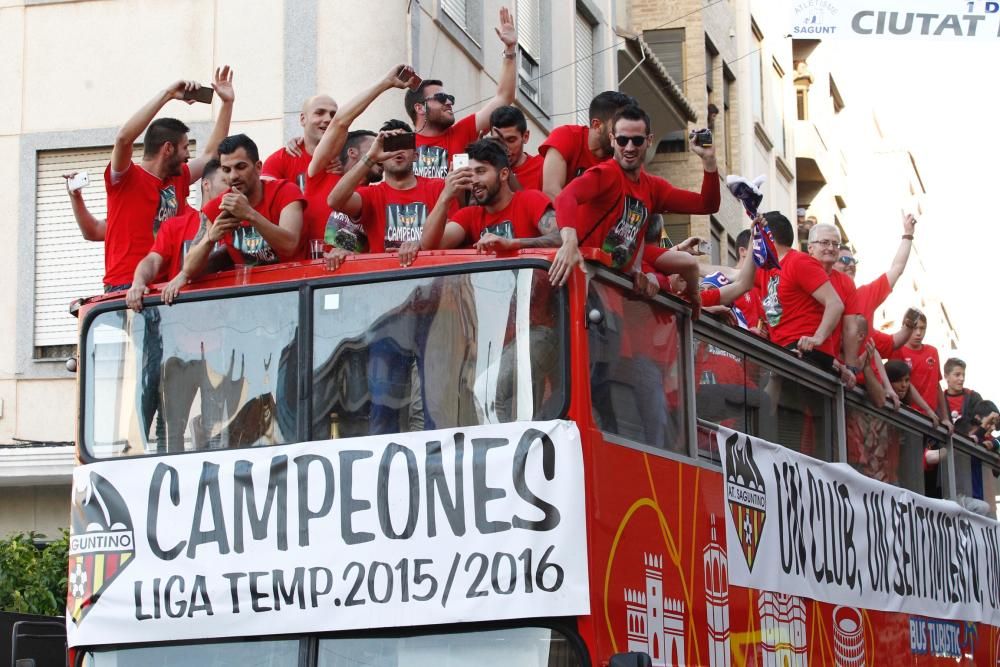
[692, 128, 713, 148]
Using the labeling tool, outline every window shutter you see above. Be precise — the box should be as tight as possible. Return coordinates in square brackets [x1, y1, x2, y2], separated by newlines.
[33, 145, 198, 348]
[643, 28, 685, 84]
[442, 0, 468, 29]
[517, 0, 541, 61]
[574, 12, 595, 125]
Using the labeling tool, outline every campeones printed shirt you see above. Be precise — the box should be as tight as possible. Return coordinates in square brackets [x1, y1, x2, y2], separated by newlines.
[202, 179, 306, 266]
[413, 114, 479, 179]
[555, 160, 720, 271]
[450, 189, 552, 243]
[103, 162, 191, 286]
[355, 177, 451, 252]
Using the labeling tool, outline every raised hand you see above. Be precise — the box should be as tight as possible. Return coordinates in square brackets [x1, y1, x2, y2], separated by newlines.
[903, 212, 917, 236]
[386, 64, 417, 90]
[495, 6, 517, 49]
[165, 79, 200, 103]
[212, 65, 235, 104]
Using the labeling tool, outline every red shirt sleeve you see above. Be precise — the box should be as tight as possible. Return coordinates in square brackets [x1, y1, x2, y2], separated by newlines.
[450, 206, 479, 241]
[554, 163, 615, 236]
[522, 190, 553, 231]
[651, 170, 721, 215]
[791, 253, 831, 295]
[701, 287, 722, 308]
[270, 180, 307, 220]
[538, 125, 580, 163]
[150, 216, 182, 258]
[453, 114, 479, 148]
[201, 192, 224, 223]
[262, 148, 288, 180]
[643, 244, 668, 266]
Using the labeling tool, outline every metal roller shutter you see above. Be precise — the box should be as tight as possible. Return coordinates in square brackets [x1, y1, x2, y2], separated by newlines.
[34, 145, 198, 349]
[517, 0, 541, 60]
[574, 12, 595, 125]
[441, 0, 468, 29]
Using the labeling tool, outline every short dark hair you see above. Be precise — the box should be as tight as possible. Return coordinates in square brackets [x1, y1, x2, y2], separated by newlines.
[143, 118, 190, 158]
[404, 79, 444, 122]
[884, 360, 911, 383]
[763, 211, 794, 247]
[490, 105, 527, 133]
[218, 134, 259, 162]
[944, 357, 966, 375]
[611, 105, 652, 135]
[340, 129, 377, 163]
[973, 400, 998, 420]
[736, 228, 752, 249]
[380, 119, 414, 134]
[589, 91, 635, 123]
[466, 138, 510, 170]
[202, 158, 222, 180]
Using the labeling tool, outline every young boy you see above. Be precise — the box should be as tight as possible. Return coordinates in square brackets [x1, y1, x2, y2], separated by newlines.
[890, 309, 952, 431]
[943, 358, 983, 430]
[885, 359, 946, 468]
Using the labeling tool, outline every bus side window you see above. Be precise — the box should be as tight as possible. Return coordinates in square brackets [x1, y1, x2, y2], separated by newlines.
[587, 280, 686, 453]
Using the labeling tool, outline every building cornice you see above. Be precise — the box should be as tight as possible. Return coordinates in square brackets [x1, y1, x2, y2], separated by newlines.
[0, 446, 75, 487]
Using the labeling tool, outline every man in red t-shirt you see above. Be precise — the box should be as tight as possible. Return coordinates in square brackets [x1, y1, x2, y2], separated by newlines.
[124, 160, 229, 311]
[757, 212, 844, 373]
[402, 8, 518, 178]
[538, 90, 634, 200]
[890, 311, 951, 428]
[416, 138, 557, 253]
[103, 68, 235, 291]
[180, 134, 305, 288]
[489, 106, 543, 191]
[325, 120, 454, 270]
[550, 105, 720, 295]
[806, 223, 857, 378]
[262, 94, 338, 192]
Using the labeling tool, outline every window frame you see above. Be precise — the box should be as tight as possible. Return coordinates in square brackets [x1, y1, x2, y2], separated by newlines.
[77, 260, 570, 463]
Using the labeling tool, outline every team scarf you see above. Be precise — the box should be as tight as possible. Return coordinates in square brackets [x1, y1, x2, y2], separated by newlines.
[701, 271, 750, 329]
[726, 174, 780, 270]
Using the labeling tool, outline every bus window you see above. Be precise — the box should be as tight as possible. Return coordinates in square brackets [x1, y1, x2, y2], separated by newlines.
[952, 444, 999, 518]
[586, 280, 686, 453]
[694, 334, 833, 462]
[83, 292, 299, 458]
[310, 268, 564, 440]
[844, 404, 925, 493]
[82, 638, 299, 666]
[318, 626, 582, 667]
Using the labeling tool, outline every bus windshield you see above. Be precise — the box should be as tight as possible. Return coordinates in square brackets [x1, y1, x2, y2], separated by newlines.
[82, 267, 565, 459]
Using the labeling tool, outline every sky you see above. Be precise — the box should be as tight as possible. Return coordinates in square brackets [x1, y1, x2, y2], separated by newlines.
[832, 36, 1000, 399]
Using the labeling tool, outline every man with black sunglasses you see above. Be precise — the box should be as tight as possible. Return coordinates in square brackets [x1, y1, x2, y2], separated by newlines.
[549, 105, 720, 293]
[403, 7, 518, 178]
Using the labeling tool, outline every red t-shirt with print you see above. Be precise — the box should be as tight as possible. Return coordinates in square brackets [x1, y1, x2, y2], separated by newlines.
[451, 189, 552, 243]
[355, 177, 452, 252]
[149, 208, 202, 280]
[768, 250, 836, 355]
[202, 179, 306, 265]
[414, 114, 479, 179]
[262, 147, 312, 193]
[303, 171, 341, 242]
[103, 162, 191, 287]
[556, 160, 720, 272]
[539, 124, 603, 186]
[890, 343, 942, 416]
[512, 153, 544, 192]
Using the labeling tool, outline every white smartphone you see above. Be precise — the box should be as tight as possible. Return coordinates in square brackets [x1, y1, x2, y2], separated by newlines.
[452, 153, 469, 170]
[67, 172, 89, 193]
[698, 240, 712, 255]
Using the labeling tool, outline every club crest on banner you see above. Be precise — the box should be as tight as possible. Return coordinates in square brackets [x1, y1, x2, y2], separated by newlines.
[67, 471, 136, 626]
[723, 431, 766, 572]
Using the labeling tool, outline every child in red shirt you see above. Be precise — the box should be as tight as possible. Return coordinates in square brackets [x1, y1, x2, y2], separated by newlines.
[889, 310, 950, 429]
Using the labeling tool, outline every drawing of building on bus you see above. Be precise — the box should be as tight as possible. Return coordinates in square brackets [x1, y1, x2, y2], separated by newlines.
[758, 591, 807, 666]
[703, 514, 731, 667]
[624, 553, 686, 666]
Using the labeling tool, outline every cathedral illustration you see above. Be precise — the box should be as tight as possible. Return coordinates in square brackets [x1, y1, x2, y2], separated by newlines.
[703, 514, 731, 667]
[758, 592, 808, 666]
[624, 553, 686, 666]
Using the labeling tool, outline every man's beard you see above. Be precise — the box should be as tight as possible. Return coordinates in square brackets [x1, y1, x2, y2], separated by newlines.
[167, 155, 185, 177]
[472, 179, 501, 206]
[384, 160, 413, 179]
[425, 108, 455, 132]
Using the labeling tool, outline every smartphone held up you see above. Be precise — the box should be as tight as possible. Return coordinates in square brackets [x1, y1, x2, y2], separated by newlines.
[182, 85, 214, 104]
[66, 172, 89, 193]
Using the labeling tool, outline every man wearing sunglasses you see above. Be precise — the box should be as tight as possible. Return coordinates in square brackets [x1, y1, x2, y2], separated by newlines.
[403, 7, 519, 179]
[836, 246, 858, 278]
[549, 105, 720, 294]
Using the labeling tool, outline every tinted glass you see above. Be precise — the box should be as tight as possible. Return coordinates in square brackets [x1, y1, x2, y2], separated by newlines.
[845, 404, 925, 492]
[82, 639, 299, 666]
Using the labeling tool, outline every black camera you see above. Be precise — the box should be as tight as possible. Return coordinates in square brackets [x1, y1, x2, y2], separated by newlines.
[691, 128, 713, 148]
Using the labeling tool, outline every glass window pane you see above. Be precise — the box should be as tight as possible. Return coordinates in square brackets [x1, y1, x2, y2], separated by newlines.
[845, 405, 925, 492]
[953, 447, 998, 517]
[83, 639, 299, 666]
[587, 281, 686, 453]
[84, 293, 299, 458]
[318, 626, 581, 667]
[311, 269, 564, 440]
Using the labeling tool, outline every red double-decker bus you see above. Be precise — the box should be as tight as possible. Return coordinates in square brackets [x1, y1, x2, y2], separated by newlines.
[67, 250, 1000, 666]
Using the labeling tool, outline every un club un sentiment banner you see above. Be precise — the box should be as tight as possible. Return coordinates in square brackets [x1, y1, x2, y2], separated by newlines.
[717, 426, 1000, 627]
[791, 1, 1000, 40]
[66, 420, 589, 647]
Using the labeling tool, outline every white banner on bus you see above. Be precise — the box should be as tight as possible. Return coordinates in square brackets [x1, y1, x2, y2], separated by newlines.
[790, 1, 1000, 40]
[717, 427, 1000, 626]
[66, 420, 589, 647]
